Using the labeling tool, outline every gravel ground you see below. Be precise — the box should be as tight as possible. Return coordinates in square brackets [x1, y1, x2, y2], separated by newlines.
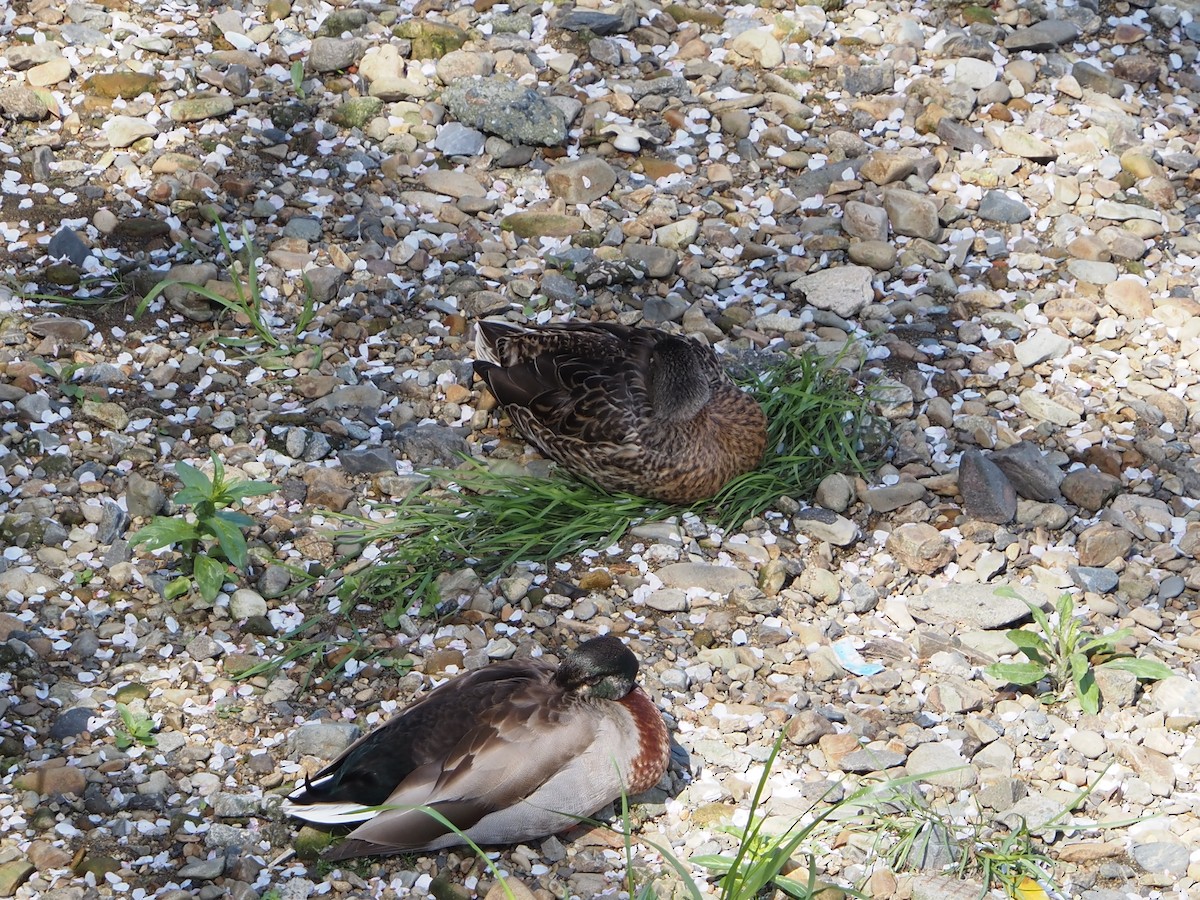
[2, 0, 1200, 898]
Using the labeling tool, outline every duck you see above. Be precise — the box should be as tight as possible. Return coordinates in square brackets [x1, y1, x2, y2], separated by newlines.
[473, 320, 768, 504]
[280, 635, 671, 860]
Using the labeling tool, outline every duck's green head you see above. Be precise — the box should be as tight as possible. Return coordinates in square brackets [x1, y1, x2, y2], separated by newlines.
[648, 336, 713, 421]
[556, 635, 639, 700]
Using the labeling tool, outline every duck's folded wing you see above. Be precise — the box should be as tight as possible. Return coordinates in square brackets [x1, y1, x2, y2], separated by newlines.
[326, 700, 596, 858]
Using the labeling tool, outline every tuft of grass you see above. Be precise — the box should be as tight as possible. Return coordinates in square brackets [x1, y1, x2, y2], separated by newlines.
[134, 216, 317, 370]
[335, 350, 876, 619]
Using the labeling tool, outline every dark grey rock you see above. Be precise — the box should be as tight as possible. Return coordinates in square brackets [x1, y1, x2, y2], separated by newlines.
[47, 227, 91, 265]
[1073, 62, 1126, 97]
[556, 6, 637, 35]
[841, 61, 895, 96]
[289, 722, 360, 759]
[50, 707, 95, 740]
[441, 76, 567, 147]
[339, 447, 397, 475]
[1069, 566, 1119, 594]
[282, 217, 323, 242]
[1004, 20, 1080, 51]
[978, 191, 1031, 224]
[301, 432, 332, 462]
[394, 424, 469, 466]
[839, 748, 906, 773]
[936, 118, 986, 152]
[642, 295, 688, 325]
[126, 472, 166, 518]
[989, 441, 1063, 501]
[96, 500, 129, 545]
[588, 37, 622, 66]
[958, 448, 1016, 523]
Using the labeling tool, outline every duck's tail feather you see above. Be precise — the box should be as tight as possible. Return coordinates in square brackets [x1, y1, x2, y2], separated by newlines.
[474, 319, 523, 366]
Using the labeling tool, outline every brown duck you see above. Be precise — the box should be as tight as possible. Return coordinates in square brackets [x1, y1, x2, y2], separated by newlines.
[281, 636, 670, 860]
[473, 320, 768, 503]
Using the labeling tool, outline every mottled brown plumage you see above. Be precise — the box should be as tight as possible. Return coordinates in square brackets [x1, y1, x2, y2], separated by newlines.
[280, 636, 670, 860]
[473, 321, 768, 503]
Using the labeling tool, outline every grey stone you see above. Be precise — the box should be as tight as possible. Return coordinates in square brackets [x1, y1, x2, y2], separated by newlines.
[841, 62, 894, 96]
[936, 118, 986, 152]
[394, 424, 469, 466]
[230, 588, 268, 619]
[958, 449, 1016, 524]
[906, 741, 976, 788]
[656, 562, 755, 594]
[339, 447, 397, 475]
[792, 508, 860, 546]
[289, 722, 361, 759]
[1131, 842, 1190, 876]
[1069, 566, 1119, 594]
[50, 707, 95, 740]
[864, 482, 926, 512]
[434, 122, 487, 156]
[978, 190, 1031, 224]
[1015, 328, 1071, 367]
[555, 6, 637, 35]
[883, 189, 940, 240]
[793, 265, 874, 317]
[908, 584, 1036, 630]
[839, 747, 906, 773]
[989, 441, 1063, 501]
[442, 76, 567, 147]
[814, 472, 856, 513]
[308, 37, 367, 73]
[644, 589, 688, 612]
[1073, 61, 1125, 97]
[1004, 20, 1080, 51]
[178, 856, 226, 880]
[625, 245, 678, 279]
[47, 227, 91, 265]
[125, 472, 166, 518]
[0, 85, 51, 121]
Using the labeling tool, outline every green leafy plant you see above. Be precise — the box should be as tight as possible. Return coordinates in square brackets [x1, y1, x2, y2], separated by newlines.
[135, 217, 317, 370]
[113, 703, 157, 750]
[129, 452, 278, 602]
[32, 358, 102, 404]
[985, 589, 1173, 715]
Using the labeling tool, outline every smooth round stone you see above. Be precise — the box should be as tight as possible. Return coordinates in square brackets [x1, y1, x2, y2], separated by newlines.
[847, 240, 897, 269]
[1067, 259, 1119, 284]
[1068, 729, 1107, 759]
[955, 57, 998, 89]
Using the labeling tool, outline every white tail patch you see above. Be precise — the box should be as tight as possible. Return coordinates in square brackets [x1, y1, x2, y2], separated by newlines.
[279, 798, 378, 825]
[474, 324, 501, 366]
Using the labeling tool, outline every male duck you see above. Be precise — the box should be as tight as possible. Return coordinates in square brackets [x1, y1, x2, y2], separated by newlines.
[473, 320, 768, 504]
[281, 635, 670, 860]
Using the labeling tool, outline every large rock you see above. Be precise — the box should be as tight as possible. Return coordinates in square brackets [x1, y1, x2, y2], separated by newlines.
[793, 265, 874, 317]
[442, 76, 567, 146]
